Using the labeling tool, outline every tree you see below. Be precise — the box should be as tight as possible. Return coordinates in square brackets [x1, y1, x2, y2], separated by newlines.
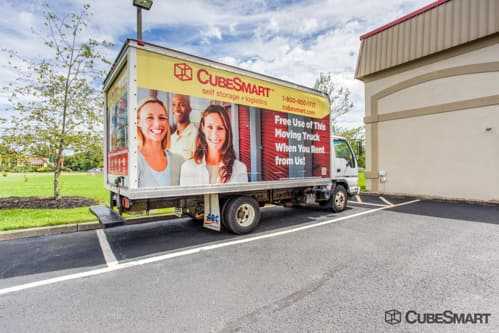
[64, 133, 103, 171]
[0, 139, 15, 172]
[2, 3, 111, 198]
[0, 135, 30, 172]
[335, 126, 365, 168]
[314, 73, 354, 132]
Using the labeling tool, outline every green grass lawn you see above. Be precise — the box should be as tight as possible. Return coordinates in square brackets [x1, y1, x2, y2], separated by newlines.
[0, 172, 174, 231]
[0, 207, 98, 231]
[0, 172, 107, 202]
[358, 170, 366, 191]
[0, 173, 107, 231]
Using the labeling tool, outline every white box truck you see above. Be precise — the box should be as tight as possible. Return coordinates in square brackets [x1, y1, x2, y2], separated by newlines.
[96, 39, 359, 234]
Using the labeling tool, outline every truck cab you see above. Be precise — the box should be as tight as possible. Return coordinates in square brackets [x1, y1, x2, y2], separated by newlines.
[328, 135, 360, 210]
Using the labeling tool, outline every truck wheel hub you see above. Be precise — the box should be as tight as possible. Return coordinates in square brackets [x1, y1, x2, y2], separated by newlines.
[236, 203, 255, 227]
[335, 192, 346, 207]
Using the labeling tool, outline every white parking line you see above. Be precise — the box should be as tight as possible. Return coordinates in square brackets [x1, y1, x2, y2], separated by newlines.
[96, 229, 118, 267]
[379, 196, 393, 206]
[0, 199, 420, 296]
[348, 201, 386, 207]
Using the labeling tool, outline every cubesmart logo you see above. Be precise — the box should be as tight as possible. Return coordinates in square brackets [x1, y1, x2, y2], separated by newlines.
[385, 309, 402, 325]
[174, 63, 193, 81]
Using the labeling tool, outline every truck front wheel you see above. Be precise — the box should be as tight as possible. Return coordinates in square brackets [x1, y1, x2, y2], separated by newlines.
[330, 185, 347, 213]
[223, 196, 261, 235]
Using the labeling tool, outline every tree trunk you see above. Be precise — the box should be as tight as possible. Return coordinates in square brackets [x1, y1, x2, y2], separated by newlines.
[53, 169, 60, 200]
[53, 143, 64, 199]
[52, 22, 78, 200]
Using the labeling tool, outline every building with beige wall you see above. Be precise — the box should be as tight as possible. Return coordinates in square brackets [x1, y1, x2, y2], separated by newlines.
[355, 0, 499, 202]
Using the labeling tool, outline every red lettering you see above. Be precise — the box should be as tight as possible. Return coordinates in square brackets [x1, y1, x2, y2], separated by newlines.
[197, 69, 209, 84]
[196, 69, 270, 97]
[209, 74, 217, 86]
[233, 77, 242, 91]
[240, 81, 251, 94]
[258, 86, 265, 96]
[225, 77, 234, 90]
[218, 76, 226, 88]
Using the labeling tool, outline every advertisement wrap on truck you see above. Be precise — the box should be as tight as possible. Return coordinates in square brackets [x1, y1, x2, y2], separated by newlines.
[106, 64, 129, 183]
[97, 40, 359, 234]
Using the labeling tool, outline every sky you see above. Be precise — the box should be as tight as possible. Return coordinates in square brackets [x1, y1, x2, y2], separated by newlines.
[0, 0, 431, 129]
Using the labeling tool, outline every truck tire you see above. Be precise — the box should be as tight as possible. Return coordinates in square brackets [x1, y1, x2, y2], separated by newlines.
[220, 198, 231, 230]
[116, 194, 124, 215]
[223, 196, 261, 235]
[330, 185, 348, 213]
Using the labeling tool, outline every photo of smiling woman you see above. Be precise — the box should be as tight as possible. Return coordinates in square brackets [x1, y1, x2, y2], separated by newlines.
[180, 105, 248, 185]
[136, 96, 183, 188]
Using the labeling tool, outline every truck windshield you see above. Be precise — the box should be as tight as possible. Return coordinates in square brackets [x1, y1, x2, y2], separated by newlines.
[333, 139, 356, 168]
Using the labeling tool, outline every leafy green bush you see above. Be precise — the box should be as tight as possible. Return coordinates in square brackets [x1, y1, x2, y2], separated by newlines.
[65, 151, 103, 171]
[36, 166, 54, 172]
[12, 165, 36, 173]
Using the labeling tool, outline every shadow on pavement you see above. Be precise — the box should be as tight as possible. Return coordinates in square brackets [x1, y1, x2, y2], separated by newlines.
[358, 193, 418, 205]
[0, 204, 368, 282]
[388, 200, 499, 225]
[0, 231, 105, 280]
[105, 205, 364, 262]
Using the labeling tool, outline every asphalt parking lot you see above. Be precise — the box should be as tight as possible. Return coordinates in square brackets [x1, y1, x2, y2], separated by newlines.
[0, 194, 498, 332]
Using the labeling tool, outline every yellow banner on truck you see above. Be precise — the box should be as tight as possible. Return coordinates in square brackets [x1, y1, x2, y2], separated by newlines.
[136, 49, 329, 119]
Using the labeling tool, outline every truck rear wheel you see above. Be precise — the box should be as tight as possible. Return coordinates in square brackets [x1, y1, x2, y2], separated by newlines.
[223, 196, 261, 235]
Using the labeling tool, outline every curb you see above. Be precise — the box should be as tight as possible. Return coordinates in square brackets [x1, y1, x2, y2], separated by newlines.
[0, 221, 102, 241]
[0, 211, 178, 242]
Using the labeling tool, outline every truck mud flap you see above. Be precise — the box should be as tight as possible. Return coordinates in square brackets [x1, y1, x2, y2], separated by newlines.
[203, 194, 221, 232]
[89, 205, 125, 228]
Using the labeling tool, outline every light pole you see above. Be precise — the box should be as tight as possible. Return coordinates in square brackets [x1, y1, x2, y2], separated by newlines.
[133, 0, 153, 41]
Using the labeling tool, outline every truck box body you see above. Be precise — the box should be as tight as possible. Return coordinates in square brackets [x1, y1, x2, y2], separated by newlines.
[103, 40, 334, 200]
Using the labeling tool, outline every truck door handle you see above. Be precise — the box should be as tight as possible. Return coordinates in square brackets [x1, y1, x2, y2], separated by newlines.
[337, 169, 341, 172]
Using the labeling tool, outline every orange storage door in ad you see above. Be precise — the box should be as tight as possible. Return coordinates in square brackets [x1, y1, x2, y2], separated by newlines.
[238, 105, 251, 174]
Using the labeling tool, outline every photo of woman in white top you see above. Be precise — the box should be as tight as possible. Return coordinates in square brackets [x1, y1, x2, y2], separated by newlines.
[136, 97, 183, 188]
[180, 105, 248, 185]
